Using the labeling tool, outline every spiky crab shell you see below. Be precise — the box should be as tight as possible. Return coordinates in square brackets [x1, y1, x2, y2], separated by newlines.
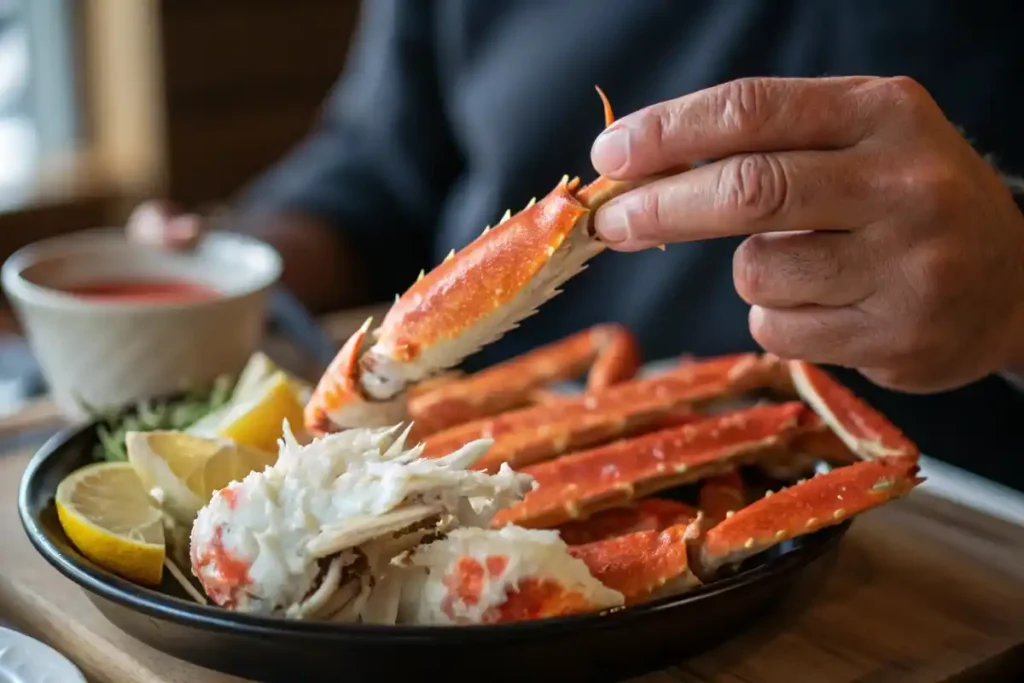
[405, 323, 642, 439]
[419, 352, 766, 468]
[569, 521, 702, 603]
[687, 456, 924, 580]
[356, 180, 603, 401]
[490, 402, 811, 529]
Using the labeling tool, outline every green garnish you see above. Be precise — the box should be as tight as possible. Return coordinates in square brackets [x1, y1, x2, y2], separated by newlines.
[81, 374, 236, 463]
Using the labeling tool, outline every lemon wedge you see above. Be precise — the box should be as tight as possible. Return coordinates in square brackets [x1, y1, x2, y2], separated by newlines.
[126, 430, 279, 526]
[56, 462, 166, 586]
[217, 372, 306, 452]
[187, 355, 308, 453]
[230, 351, 312, 406]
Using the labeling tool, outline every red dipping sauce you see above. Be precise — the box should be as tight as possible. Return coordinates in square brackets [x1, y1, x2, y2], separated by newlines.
[62, 279, 220, 303]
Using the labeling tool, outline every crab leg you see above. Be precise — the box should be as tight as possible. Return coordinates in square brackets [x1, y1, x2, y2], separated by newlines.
[785, 359, 919, 460]
[304, 89, 670, 435]
[686, 456, 923, 580]
[405, 323, 641, 439]
[420, 352, 767, 470]
[682, 359, 923, 579]
[569, 521, 702, 604]
[490, 402, 813, 529]
[697, 469, 748, 527]
[552, 472, 741, 547]
[554, 498, 697, 546]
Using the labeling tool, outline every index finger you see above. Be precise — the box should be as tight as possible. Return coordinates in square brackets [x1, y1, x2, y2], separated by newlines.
[591, 76, 879, 179]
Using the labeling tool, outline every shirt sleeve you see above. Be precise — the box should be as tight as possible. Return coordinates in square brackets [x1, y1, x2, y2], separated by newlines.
[235, 0, 461, 301]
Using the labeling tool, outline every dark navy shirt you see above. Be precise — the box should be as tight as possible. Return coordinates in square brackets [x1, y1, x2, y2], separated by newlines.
[241, 0, 1024, 489]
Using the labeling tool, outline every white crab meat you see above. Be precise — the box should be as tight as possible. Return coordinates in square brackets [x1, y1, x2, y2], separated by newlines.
[393, 525, 625, 625]
[189, 422, 533, 620]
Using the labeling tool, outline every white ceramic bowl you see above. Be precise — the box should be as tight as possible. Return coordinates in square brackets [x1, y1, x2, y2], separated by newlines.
[1, 228, 282, 420]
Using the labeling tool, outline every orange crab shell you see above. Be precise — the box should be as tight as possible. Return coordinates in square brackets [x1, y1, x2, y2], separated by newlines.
[490, 401, 812, 530]
[569, 521, 702, 604]
[406, 323, 642, 439]
[554, 498, 698, 546]
[419, 353, 766, 469]
[688, 456, 923, 578]
[304, 317, 373, 437]
[372, 180, 592, 366]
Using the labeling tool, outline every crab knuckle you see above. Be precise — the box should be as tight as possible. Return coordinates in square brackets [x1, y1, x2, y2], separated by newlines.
[718, 153, 788, 221]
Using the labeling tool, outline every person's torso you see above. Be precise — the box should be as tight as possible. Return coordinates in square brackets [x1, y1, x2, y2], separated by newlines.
[427, 0, 1024, 488]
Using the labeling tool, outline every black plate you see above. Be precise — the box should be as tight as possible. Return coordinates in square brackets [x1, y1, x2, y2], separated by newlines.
[19, 415, 851, 683]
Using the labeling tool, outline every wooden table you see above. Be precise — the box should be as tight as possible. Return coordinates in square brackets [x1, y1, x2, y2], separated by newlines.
[1, 307, 1023, 682]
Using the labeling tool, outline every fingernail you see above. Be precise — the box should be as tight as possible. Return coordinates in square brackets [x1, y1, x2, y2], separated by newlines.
[594, 199, 632, 243]
[591, 125, 630, 175]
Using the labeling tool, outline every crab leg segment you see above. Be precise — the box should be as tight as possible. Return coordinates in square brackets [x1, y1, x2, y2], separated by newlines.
[554, 498, 697, 546]
[569, 521, 702, 603]
[786, 360, 919, 461]
[698, 470, 748, 527]
[406, 323, 641, 439]
[302, 88, 665, 436]
[490, 402, 810, 529]
[687, 457, 924, 580]
[421, 353, 764, 469]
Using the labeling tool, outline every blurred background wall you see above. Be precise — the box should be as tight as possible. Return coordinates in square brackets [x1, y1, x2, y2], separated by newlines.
[0, 0, 361, 266]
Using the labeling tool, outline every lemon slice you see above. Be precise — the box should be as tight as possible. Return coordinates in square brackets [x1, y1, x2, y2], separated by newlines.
[55, 462, 166, 586]
[126, 430, 279, 526]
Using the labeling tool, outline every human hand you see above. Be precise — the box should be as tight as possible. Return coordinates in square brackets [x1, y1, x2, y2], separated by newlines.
[589, 76, 1024, 393]
[125, 200, 203, 250]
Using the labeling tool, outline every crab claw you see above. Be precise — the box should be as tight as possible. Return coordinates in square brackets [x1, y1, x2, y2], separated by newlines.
[304, 318, 407, 434]
[303, 89, 672, 437]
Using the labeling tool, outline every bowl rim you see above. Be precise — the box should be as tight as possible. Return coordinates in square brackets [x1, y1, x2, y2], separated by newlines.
[1, 227, 283, 313]
[18, 415, 852, 642]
